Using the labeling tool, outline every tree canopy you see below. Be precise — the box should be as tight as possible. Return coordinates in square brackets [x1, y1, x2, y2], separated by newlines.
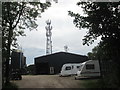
[69, 2, 120, 87]
[2, 2, 51, 48]
[68, 2, 120, 63]
[2, 1, 51, 84]
[69, 2, 120, 46]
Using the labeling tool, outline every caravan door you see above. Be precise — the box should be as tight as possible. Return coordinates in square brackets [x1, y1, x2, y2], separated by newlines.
[63, 65, 72, 75]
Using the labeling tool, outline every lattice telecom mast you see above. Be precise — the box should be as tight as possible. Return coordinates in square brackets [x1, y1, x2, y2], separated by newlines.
[45, 20, 52, 55]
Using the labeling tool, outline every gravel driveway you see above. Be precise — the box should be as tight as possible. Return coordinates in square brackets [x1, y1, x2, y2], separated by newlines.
[11, 75, 85, 88]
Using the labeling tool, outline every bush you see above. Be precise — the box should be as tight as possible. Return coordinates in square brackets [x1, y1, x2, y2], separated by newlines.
[81, 79, 101, 88]
[2, 82, 18, 90]
[83, 77, 120, 88]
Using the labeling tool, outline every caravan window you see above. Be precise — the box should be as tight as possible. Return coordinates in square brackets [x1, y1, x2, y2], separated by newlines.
[65, 66, 71, 70]
[76, 66, 80, 69]
[86, 64, 95, 69]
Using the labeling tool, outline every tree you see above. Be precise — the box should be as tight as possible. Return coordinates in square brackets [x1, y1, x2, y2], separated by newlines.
[2, 2, 51, 84]
[69, 2, 120, 45]
[87, 46, 99, 60]
[68, 2, 120, 87]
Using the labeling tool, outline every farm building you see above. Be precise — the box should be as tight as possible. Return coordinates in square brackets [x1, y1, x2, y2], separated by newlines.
[11, 49, 27, 74]
[34, 52, 88, 75]
[11, 49, 26, 70]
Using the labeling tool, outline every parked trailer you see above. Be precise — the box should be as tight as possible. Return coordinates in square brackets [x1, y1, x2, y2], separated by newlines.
[75, 60, 101, 79]
[59, 63, 82, 76]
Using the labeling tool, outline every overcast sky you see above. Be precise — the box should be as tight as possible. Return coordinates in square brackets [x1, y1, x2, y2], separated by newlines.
[17, 0, 100, 65]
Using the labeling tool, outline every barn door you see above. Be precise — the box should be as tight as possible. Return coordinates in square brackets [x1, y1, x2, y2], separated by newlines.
[50, 67, 54, 74]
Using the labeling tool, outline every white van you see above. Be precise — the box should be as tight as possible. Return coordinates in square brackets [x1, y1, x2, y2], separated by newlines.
[75, 60, 101, 79]
[59, 63, 82, 76]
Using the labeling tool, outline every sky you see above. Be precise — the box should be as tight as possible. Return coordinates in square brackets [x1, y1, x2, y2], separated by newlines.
[17, 0, 101, 66]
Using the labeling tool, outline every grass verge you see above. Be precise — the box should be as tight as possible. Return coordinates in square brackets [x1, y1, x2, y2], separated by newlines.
[81, 79, 103, 88]
[2, 82, 18, 90]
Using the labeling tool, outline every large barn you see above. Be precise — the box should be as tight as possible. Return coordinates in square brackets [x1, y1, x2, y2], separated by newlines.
[34, 52, 88, 75]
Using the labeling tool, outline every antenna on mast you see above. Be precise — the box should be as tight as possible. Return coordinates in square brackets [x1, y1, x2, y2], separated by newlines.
[64, 45, 69, 52]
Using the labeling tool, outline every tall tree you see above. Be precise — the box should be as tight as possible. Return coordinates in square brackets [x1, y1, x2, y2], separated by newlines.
[87, 46, 99, 60]
[69, 2, 120, 46]
[68, 2, 120, 87]
[2, 2, 51, 84]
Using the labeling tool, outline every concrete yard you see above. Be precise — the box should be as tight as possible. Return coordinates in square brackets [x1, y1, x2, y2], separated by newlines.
[11, 75, 85, 88]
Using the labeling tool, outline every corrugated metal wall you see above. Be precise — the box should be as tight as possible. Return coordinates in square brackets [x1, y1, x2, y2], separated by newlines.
[35, 52, 88, 74]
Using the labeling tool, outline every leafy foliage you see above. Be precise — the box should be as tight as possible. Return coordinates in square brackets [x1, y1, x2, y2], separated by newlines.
[69, 2, 120, 45]
[2, 2, 51, 84]
[2, 2, 51, 48]
[87, 46, 99, 60]
[69, 2, 120, 87]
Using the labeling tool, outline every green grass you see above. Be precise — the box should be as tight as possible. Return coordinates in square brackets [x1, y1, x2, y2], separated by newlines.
[80, 78, 120, 88]
[81, 79, 103, 88]
[2, 82, 18, 90]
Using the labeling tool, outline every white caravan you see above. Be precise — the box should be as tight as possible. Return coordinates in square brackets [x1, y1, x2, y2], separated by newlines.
[59, 63, 82, 76]
[75, 60, 100, 79]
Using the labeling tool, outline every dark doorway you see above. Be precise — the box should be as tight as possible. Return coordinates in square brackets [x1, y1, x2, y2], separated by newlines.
[36, 62, 49, 74]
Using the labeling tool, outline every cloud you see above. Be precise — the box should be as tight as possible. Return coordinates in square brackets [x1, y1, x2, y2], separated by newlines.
[17, 0, 100, 65]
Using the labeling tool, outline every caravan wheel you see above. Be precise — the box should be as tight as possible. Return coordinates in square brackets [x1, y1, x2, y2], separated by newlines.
[59, 74, 62, 77]
[75, 77, 77, 80]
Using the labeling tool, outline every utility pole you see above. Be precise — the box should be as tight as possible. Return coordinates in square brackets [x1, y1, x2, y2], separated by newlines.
[45, 20, 52, 55]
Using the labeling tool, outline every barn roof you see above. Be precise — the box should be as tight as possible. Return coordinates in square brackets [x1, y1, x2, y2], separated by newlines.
[34, 52, 88, 74]
[35, 52, 87, 59]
